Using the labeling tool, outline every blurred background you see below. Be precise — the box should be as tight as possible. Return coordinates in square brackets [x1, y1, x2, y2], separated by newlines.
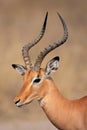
[0, 0, 87, 130]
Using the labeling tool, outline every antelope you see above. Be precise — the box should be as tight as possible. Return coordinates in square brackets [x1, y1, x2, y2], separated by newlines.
[12, 12, 87, 130]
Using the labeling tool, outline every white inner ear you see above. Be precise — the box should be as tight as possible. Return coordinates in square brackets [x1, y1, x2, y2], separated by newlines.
[14, 64, 26, 75]
[45, 58, 59, 77]
[52, 60, 59, 71]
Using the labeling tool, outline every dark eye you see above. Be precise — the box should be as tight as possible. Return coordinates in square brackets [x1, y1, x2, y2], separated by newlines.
[33, 78, 41, 84]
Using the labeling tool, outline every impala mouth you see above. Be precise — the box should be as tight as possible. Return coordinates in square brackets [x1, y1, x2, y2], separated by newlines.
[15, 103, 23, 108]
[14, 99, 33, 108]
[14, 99, 23, 108]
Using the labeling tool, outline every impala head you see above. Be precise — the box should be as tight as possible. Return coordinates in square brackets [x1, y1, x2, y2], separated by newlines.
[12, 12, 68, 107]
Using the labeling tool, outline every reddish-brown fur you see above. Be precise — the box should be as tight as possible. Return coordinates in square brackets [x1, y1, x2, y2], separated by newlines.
[14, 69, 87, 130]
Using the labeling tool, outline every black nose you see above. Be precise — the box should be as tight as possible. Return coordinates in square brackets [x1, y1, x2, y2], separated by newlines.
[15, 99, 20, 104]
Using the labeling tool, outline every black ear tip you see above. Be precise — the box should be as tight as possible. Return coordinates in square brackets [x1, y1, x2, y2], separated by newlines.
[12, 64, 16, 69]
[54, 56, 60, 61]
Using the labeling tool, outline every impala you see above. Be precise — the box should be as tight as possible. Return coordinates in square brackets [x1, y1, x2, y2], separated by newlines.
[12, 12, 87, 130]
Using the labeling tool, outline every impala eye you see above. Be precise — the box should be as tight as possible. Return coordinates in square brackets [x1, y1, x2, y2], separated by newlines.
[33, 78, 41, 84]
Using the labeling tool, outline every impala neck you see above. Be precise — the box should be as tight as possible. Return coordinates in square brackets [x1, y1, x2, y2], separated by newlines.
[39, 78, 71, 130]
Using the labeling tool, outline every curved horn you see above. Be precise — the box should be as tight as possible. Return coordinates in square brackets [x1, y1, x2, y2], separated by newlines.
[34, 13, 68, 71]
[22, 12, 48, 69]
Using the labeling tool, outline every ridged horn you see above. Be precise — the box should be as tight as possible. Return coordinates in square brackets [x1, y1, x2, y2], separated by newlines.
[22, 12, 48, 69]
[34, 13, 68, 71]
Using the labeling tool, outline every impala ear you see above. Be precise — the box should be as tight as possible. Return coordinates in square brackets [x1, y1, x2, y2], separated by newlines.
[45, 56, 60, 76]
[12, 64, 27, 75]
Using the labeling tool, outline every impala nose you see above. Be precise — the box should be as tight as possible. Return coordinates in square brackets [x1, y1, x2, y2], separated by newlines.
[14, 99, 21, 107]
[15, 99, 20, 104]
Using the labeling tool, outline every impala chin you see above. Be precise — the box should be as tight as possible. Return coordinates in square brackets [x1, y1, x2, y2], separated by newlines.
[15, 103, 23, 108]
[14, 99, 33, 108]
[14, 94, 38, 108]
